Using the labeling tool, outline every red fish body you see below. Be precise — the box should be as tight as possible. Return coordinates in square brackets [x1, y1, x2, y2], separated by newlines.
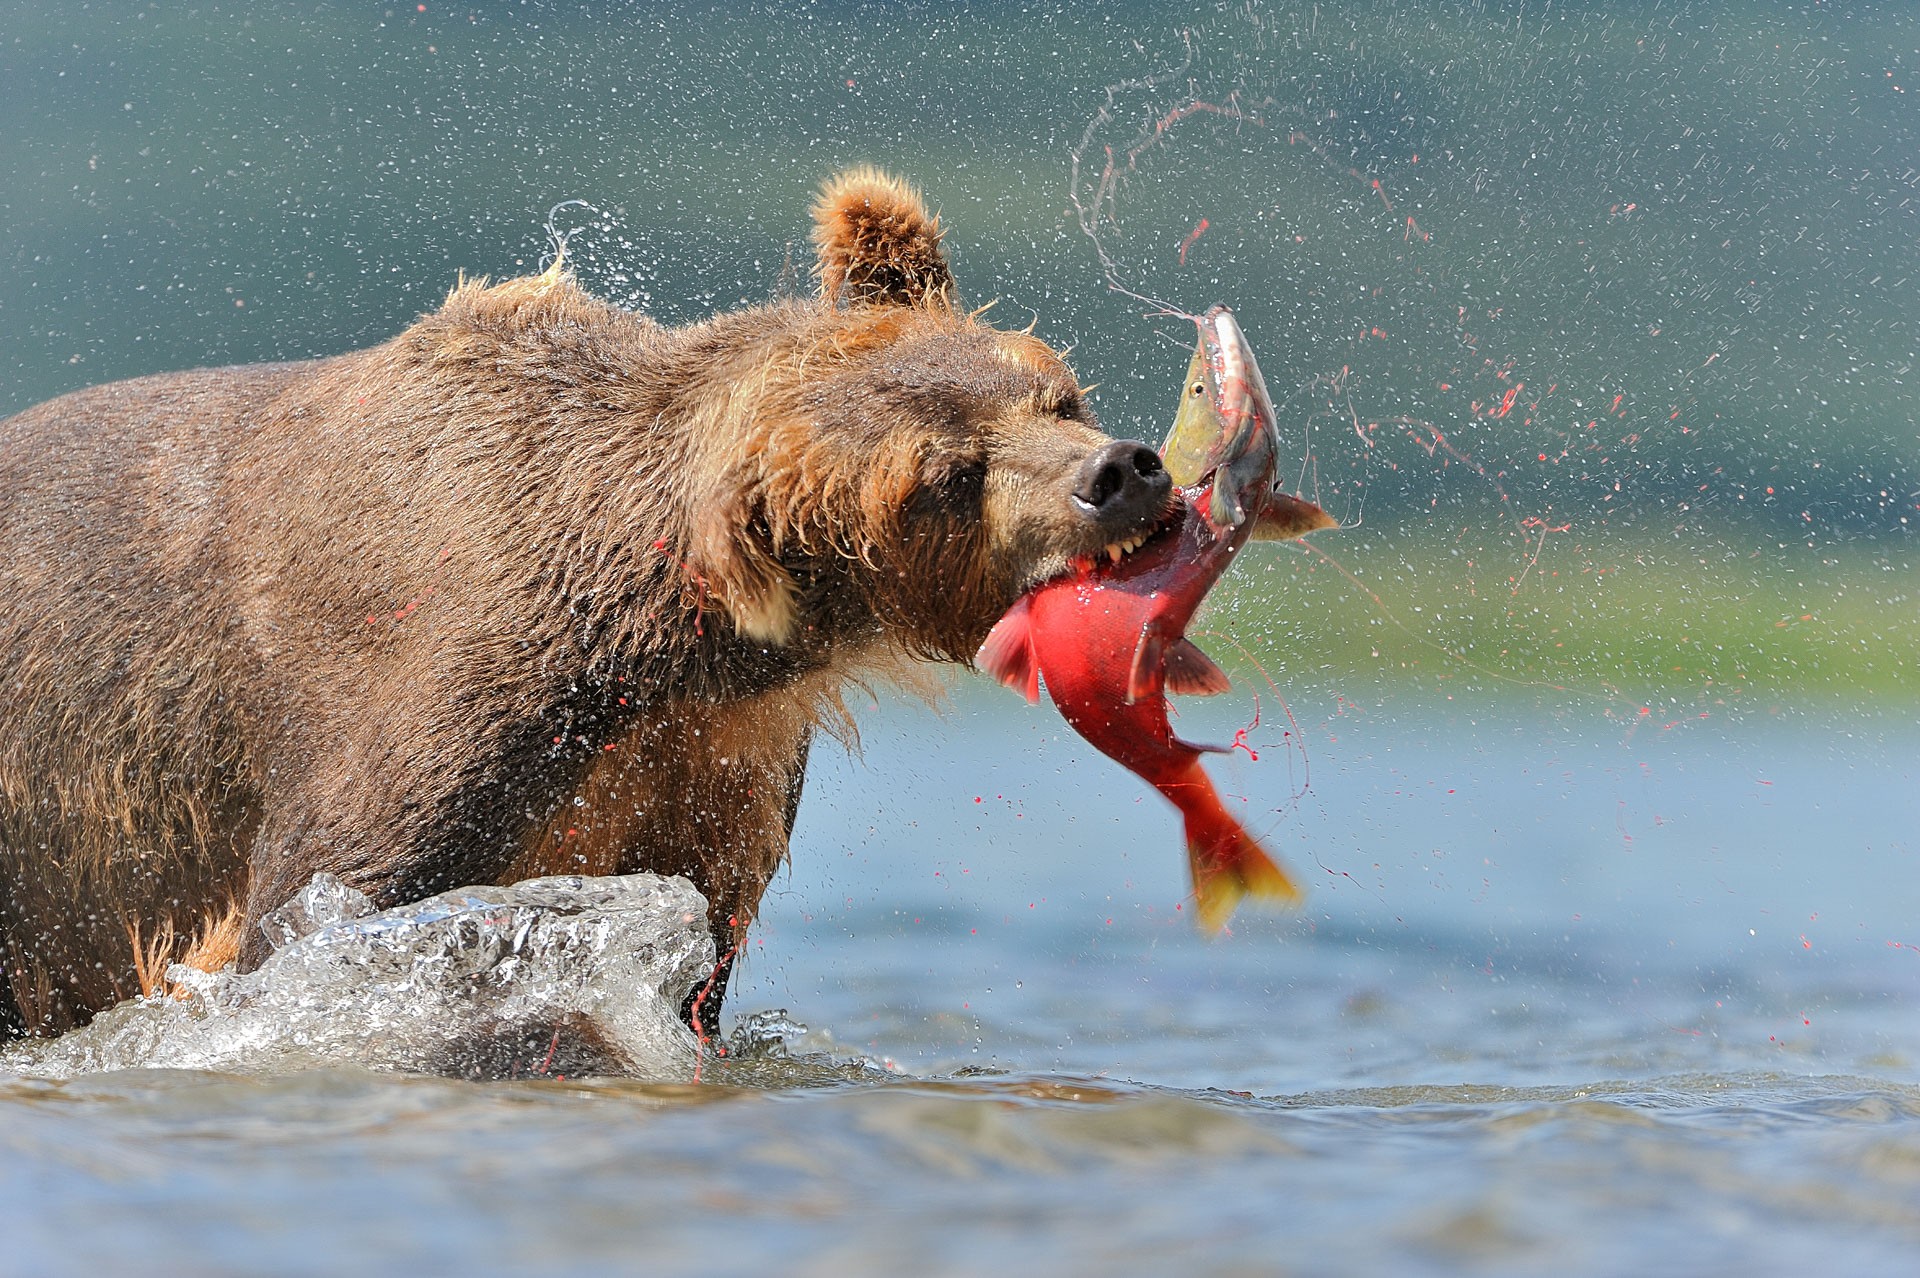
[978, 307, 1335, 930]
[977, 490, 1288, 931]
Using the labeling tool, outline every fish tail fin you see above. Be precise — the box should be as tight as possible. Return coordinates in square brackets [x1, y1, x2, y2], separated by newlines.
[1170, 764, 1303, 932]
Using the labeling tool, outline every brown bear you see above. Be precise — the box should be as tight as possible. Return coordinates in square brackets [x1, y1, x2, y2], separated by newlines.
[0, 169, 1175, 1042]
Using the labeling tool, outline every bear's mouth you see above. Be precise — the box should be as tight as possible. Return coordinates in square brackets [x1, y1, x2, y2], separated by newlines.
[1039, 503, 1182, 585]
[1080, 515, 1171, 571]
[1088, 529, 1150, 566]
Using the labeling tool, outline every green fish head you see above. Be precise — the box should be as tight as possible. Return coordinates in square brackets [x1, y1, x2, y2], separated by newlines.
[1157, 306, 1277, 533]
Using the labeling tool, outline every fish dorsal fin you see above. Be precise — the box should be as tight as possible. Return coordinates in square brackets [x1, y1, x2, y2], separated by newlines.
[1164, 639, 1232, 697]
[1126, 628, 1165, 706]
[975, 596, 1043, 704]
[1250, 489, 1340, 542]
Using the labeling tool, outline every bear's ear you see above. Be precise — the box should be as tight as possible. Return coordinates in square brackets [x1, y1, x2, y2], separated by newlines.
[812, 167, 955, 309]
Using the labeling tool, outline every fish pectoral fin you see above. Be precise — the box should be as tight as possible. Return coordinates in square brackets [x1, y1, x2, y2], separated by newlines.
[1171, 733, 1235, 757]
[975, 597, 1043, 704]
[1251, 489, 1340, 542]
[1164, 639, 1232, 697]
[1207, 480, 1248, 532]
[1126, 628, 1166, 706]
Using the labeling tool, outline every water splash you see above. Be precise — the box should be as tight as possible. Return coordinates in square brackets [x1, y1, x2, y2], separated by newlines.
[704, 1008, 904, 1089]
[2, 873, 715, 1081]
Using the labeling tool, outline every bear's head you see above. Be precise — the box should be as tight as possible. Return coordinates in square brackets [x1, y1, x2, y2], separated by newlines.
[693, 168, 1175, 663]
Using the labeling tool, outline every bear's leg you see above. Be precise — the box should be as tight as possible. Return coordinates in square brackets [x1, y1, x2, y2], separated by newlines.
[680, 945, 737, 1045]
[230, 758, 539, 972]
[1, 844, 154, 1036]
[0, 910, 116, 1037]
[0, 937, 25, 1041]
[671, 722, 815, 1045]
[0, 861, 27, 1039]
[229, 700, 816, 1048]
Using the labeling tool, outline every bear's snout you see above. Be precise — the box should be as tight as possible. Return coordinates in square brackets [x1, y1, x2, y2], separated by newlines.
[1071, 439, 1171, 527]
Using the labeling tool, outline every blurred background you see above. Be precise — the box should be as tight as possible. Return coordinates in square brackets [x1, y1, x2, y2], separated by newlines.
[3, 0, 1915, 1082]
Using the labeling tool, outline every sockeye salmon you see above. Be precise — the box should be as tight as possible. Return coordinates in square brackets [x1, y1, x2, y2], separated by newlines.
[976, 306, 1336, 930]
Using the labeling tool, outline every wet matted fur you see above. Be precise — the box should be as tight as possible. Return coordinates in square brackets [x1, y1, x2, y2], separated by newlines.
[0, 169, 1172, 1038]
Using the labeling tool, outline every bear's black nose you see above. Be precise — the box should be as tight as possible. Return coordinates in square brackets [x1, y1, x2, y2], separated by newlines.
[1073, 439, 1170, 522]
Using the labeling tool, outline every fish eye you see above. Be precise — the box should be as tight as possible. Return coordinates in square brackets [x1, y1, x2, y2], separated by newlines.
[1189, 381, 1206, 396]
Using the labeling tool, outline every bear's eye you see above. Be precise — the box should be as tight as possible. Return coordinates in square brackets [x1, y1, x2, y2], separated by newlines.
[1046, 390, 1086, 421]
[941, 460, 986, 494]
[912, 457, 986, 518]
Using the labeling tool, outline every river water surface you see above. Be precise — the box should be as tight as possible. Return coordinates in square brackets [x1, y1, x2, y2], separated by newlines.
[5, 692, 1916, 1276]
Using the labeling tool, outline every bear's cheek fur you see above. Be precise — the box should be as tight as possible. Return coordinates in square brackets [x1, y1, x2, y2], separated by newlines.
[978, 414, 1128, 590]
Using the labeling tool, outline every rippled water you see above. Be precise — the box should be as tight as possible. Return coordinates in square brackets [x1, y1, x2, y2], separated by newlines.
[12, 1066, 1920, 1275]
[4, 695, 1916, 1275]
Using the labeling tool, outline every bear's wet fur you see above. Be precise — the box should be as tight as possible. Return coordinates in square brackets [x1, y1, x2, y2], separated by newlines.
[0, 169, 1174, 1039]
